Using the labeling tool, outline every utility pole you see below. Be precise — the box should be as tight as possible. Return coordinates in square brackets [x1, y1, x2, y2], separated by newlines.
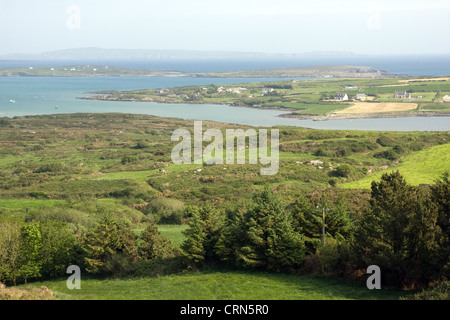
[316, 206, 330, 246]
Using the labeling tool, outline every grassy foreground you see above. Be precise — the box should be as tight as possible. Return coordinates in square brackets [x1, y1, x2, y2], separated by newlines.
[21, 270, 405, 300]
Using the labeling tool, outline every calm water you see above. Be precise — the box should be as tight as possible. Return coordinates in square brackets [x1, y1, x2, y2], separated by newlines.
[1, 76, 449, 131]
[1, 54, 450, 131]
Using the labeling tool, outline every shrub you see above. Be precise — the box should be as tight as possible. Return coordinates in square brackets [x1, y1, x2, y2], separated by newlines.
[402, 281, 449, 300]
[121, 156, 138, 164]
[373, 149, 398, 161]
[314, 148, 331, 157]
[144, 198, 185, 224]
[139, 222, 176, 260]
[333, 164, 353, 177]
[135, 141, 150, 149]
[35, 163, 66, 173]
[29, 191, 48, 199]
[376, 135, 395, 147]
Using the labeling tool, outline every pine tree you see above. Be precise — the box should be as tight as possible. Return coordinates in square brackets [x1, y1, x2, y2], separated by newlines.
[84, 215, 122, 274]
[354, 171, 442, 287]
[326, 196, 354, 241]
[266, 211, 306, 272]
[291, 195, 322, 254]
[236, 188, 305, 270]
[215, 209, 245, 265]
[140, 222, 174, 260]
[181, 205, 222, 266]
[430, 172, 450, 279]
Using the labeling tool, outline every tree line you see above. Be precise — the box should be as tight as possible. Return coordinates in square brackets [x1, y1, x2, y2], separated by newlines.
[181, 171, 449, 289]
[0, 171, 448, 290]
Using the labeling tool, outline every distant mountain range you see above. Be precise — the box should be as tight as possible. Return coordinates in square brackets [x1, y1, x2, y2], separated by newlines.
[0, 48, 363, 61]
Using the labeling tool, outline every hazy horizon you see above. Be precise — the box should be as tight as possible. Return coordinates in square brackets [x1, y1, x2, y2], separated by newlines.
[1, 0, 450, 57]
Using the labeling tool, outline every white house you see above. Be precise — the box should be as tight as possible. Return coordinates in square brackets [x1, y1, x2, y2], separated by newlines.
[335, 93, 349, 101]
[226, 87, 247, 94]
[355, 93, 367, 100]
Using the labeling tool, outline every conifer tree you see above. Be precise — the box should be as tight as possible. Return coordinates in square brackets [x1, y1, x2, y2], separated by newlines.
[84, 215, 123, 274]
[215, 209, 245, 265]
[236, 188, 306, 270]
[266, 211, 306, 272]
[354, 171, 442, 287]
[430, 172, 450, 279]
[181, 206, 205, 265]
[140, 222, 174, 260]
[291, 195, 322, 253]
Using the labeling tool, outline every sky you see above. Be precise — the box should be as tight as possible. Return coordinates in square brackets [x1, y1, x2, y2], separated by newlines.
[1, 0, 450, 56]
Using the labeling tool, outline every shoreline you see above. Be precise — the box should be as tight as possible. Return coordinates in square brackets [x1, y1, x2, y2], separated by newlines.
[79, 96, 450, 121]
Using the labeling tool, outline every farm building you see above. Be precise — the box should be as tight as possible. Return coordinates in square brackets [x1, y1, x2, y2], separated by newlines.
[393, 91, 411, 99]
[442, 95, 450, 102]
[355, 93, 367, 100]
[335, 93, 349, 101]
[262, 88, 274, 95]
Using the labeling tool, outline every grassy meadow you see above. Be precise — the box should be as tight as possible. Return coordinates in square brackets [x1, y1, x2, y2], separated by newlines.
[340, 142, 450, 189]
[22, 269, 405, 300]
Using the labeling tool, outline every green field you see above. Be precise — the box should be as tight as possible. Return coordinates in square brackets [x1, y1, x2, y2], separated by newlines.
[340, 143, 450, 189]
[21, 270, 405, 300]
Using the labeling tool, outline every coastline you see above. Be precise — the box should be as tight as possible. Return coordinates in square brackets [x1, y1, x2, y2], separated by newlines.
[78, 96, 450, 121]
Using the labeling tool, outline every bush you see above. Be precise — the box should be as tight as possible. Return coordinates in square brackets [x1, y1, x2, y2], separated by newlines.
[402, 281, 449, 300]
[135, 141, 150, 149]
[373, 149, 398, 161]
[333, 164, 353, 177]
[144, 198, 185, 224]
[328, 177, 339, 186]
[0, 118, 11, 127]
[35, 163, 66, 173]
[376, 135, 395, 147]
[314, 148, 331, 157]
[29, 191, 48, 199]
[121, 156, 138, 164]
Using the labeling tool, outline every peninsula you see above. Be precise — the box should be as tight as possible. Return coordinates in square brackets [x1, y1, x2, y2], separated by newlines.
[83, 75, 450, 120]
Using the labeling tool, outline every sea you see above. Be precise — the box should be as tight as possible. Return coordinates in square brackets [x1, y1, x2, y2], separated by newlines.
[1, 55, 449, 131]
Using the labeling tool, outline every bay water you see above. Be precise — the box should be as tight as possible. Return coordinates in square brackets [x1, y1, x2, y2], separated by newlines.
[1, 55, 449, 131]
